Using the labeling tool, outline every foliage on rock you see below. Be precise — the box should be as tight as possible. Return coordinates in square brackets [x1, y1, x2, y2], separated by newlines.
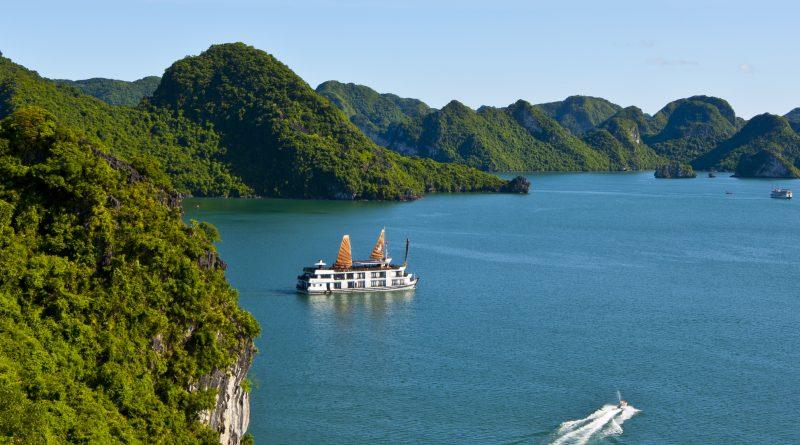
[0, 107, 258, 443]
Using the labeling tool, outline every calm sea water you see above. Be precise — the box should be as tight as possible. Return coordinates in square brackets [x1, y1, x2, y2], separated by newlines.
[184, 172, 800, 445]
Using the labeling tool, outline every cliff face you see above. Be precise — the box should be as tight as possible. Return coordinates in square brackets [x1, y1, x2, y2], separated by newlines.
[655, 161, 697, 178]
[196, 342, 255, 445]
[734, 150, 800, 178]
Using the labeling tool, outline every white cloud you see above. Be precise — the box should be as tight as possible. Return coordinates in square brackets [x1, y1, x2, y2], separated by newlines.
[739, 63, 754, 74]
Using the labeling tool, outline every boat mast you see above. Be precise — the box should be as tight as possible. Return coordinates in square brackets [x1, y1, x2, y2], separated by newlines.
[403, 238, 410, 267]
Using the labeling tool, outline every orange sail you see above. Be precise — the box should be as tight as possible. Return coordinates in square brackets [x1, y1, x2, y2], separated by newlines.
[333, 235, 353, 269]
[370, 229, 386, 260]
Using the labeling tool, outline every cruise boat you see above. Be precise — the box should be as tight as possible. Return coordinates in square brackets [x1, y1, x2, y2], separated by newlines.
[296, 229, 419, 294]
[770, 188, 793, 199]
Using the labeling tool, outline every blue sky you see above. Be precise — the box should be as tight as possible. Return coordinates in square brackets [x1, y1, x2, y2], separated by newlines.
[2, 0, 798, 118]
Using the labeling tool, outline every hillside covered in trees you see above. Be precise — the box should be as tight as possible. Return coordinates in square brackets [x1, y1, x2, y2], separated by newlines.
[149, 43, 511, 199]
[317, 82, 662, 172]
[1, 47, 516, 200]
[318, 82, 800, 177]
[52, 76, 161, 106]
[0, 107, 258, 443]
[0, 56, 248, 197]
[694, 113, 800, 175]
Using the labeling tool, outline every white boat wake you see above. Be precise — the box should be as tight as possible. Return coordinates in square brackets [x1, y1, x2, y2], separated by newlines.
[548, 403, 639, 445]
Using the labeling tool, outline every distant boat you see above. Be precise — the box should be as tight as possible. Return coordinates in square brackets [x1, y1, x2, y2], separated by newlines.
[770, 188, 792, 199]
[296, 229, 419, 294]
[725, 191, 733, 195]
[708, 172, 716, 178]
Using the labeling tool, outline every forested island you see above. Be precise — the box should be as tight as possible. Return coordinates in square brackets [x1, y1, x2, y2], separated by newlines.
[316, 82, 800, 178]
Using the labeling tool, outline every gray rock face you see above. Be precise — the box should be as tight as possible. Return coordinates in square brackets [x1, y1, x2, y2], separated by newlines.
[734, 150, 800, 178]
[654, 162, 696, 178]
[501, 176, 531, 194]
[195, 342, 255, 445]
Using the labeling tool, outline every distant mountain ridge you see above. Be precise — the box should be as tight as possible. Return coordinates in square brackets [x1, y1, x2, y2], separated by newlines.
[53, 76, 160, 106]
[317, 82, 665, 172]
[315, 80, 432, 154]
[5, 44, 797, 181]
[643, 95, 740, 163]
[318, 81, 800, 178]
[694, 113, 800, 174]
[534, 95, 621, 136]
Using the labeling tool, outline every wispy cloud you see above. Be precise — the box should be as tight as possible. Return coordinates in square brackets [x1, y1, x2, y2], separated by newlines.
[739, 63, 754, 74]
[647, 58, 699, 67]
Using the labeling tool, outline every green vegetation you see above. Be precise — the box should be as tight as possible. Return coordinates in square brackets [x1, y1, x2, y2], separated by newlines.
[502, 100, 620, 170]
[644, 96, 739, 163]
[654, 161, 696, 178]
[582, 106, 663, 170]
[316, 81, 431, 150]
[318, 85, 665, 171]
[0, 107, 258, 443]
[735, 149, 800, 178]
[0, 56, 249, 197]
[52, 76, 161, 107]
[534, 95, 622, 136]
[785, 108, 800, 132]
[410, 99, 611, 171]
[694, 113, 800, 173]
[150, 43, 508, 199]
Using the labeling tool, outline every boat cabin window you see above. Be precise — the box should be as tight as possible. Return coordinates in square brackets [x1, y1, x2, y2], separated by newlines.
[357, 272, 366, 279]
[371, 280, 386, 287]
[318, 274, 331, 279]
[333, 282, 342, 289]
[334, 273, 345, 280]
[346, 273, 354, 279]
[395, 271, 403, 277]
[371, 271, 386, 278]
[392, 279, 404, 286]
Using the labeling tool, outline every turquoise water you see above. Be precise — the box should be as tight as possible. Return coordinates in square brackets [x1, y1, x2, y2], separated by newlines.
[184, 172, 800, 445]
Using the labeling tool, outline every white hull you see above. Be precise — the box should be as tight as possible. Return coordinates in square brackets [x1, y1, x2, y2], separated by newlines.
[297, 259, 418, 294]
[299, 279, 418, 294]
[771, 189, 792, 199]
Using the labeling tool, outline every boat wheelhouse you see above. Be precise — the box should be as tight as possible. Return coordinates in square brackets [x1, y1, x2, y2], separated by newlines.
[770, 188, 792, 199]
[296, 229, 419, 294]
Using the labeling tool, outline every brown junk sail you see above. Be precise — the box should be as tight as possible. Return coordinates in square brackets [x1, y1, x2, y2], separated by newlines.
[333, 235, 353, 269]
[370, 229, 386, 261]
